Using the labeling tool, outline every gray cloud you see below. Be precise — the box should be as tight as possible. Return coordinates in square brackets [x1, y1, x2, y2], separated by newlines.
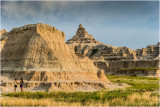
[2, 1, 70, 19]
[1, 1, 159, 49]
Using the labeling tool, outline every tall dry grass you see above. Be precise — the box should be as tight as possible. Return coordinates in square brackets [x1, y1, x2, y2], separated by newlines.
[110, 92, 159, 106]
[1, 92, 158, 106]
[1, 97, 82, 106]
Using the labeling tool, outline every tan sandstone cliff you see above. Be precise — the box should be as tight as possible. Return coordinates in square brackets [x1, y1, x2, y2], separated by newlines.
[1, 23, 128, 92]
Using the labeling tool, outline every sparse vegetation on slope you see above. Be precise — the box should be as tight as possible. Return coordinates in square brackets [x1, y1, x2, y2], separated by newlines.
[1, 75, 159, 106]
[119, 67, 159, 71]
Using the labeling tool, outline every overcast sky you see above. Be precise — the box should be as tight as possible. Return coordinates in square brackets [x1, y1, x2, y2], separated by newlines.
[1, 1, 159, 49]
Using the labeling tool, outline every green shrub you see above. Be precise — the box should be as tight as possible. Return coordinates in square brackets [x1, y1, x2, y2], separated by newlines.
[90, 48, 99, 57]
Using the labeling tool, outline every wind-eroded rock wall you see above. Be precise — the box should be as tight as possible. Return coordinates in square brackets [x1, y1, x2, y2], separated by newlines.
[2, 23, 126, 92]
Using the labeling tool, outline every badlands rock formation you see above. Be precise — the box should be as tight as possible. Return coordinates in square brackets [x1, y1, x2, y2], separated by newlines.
[136, 43, 159, 60]
[67, 24, 159, 77]
[1, 23, 128, 92]
[67, 25, 137, 60]
[67, 24, 100, 44]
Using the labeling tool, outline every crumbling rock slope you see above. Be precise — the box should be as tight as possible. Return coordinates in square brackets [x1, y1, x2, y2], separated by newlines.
[1, 23, 128, 92]
[0, 29, 8, 52]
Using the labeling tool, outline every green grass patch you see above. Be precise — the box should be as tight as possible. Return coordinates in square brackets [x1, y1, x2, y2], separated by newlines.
[2, 90, 133, 104]
[119, 67, 159, 71]
[90, 48, 99, 57]
[106, 75, 159, 92]
[2, 75, 159, 106]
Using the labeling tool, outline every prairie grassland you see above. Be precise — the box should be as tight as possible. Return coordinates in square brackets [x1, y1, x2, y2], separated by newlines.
[1, 97, 83, 106]
[1, 92, 158, 106]
[1, 75, 159, 106]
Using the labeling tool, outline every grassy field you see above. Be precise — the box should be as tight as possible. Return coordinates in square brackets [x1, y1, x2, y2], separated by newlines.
[106, 75, 159, 92]
[1, 75, 159, 106]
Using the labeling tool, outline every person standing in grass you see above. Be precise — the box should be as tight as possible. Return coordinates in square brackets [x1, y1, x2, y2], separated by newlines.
[14, 78, 17, 92]
[20, 78, 24, 92]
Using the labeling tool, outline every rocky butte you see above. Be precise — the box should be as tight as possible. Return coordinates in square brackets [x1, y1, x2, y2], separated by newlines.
[67, 24, 101, 44]
[1, 23, 128, 92]
[67, 24, 159, 77]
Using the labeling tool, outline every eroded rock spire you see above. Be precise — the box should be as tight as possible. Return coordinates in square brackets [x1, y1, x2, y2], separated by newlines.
[67, 24, 100, 44]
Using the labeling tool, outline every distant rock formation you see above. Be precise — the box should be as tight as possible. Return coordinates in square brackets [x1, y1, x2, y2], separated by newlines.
[66, 25, 159, 77]
[66, 24, 137, 60]
[136, 43, 159, 60]
[109, 60, 159, 77]
[1, 23, 128, 92]
[67, 24, 101, 44]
